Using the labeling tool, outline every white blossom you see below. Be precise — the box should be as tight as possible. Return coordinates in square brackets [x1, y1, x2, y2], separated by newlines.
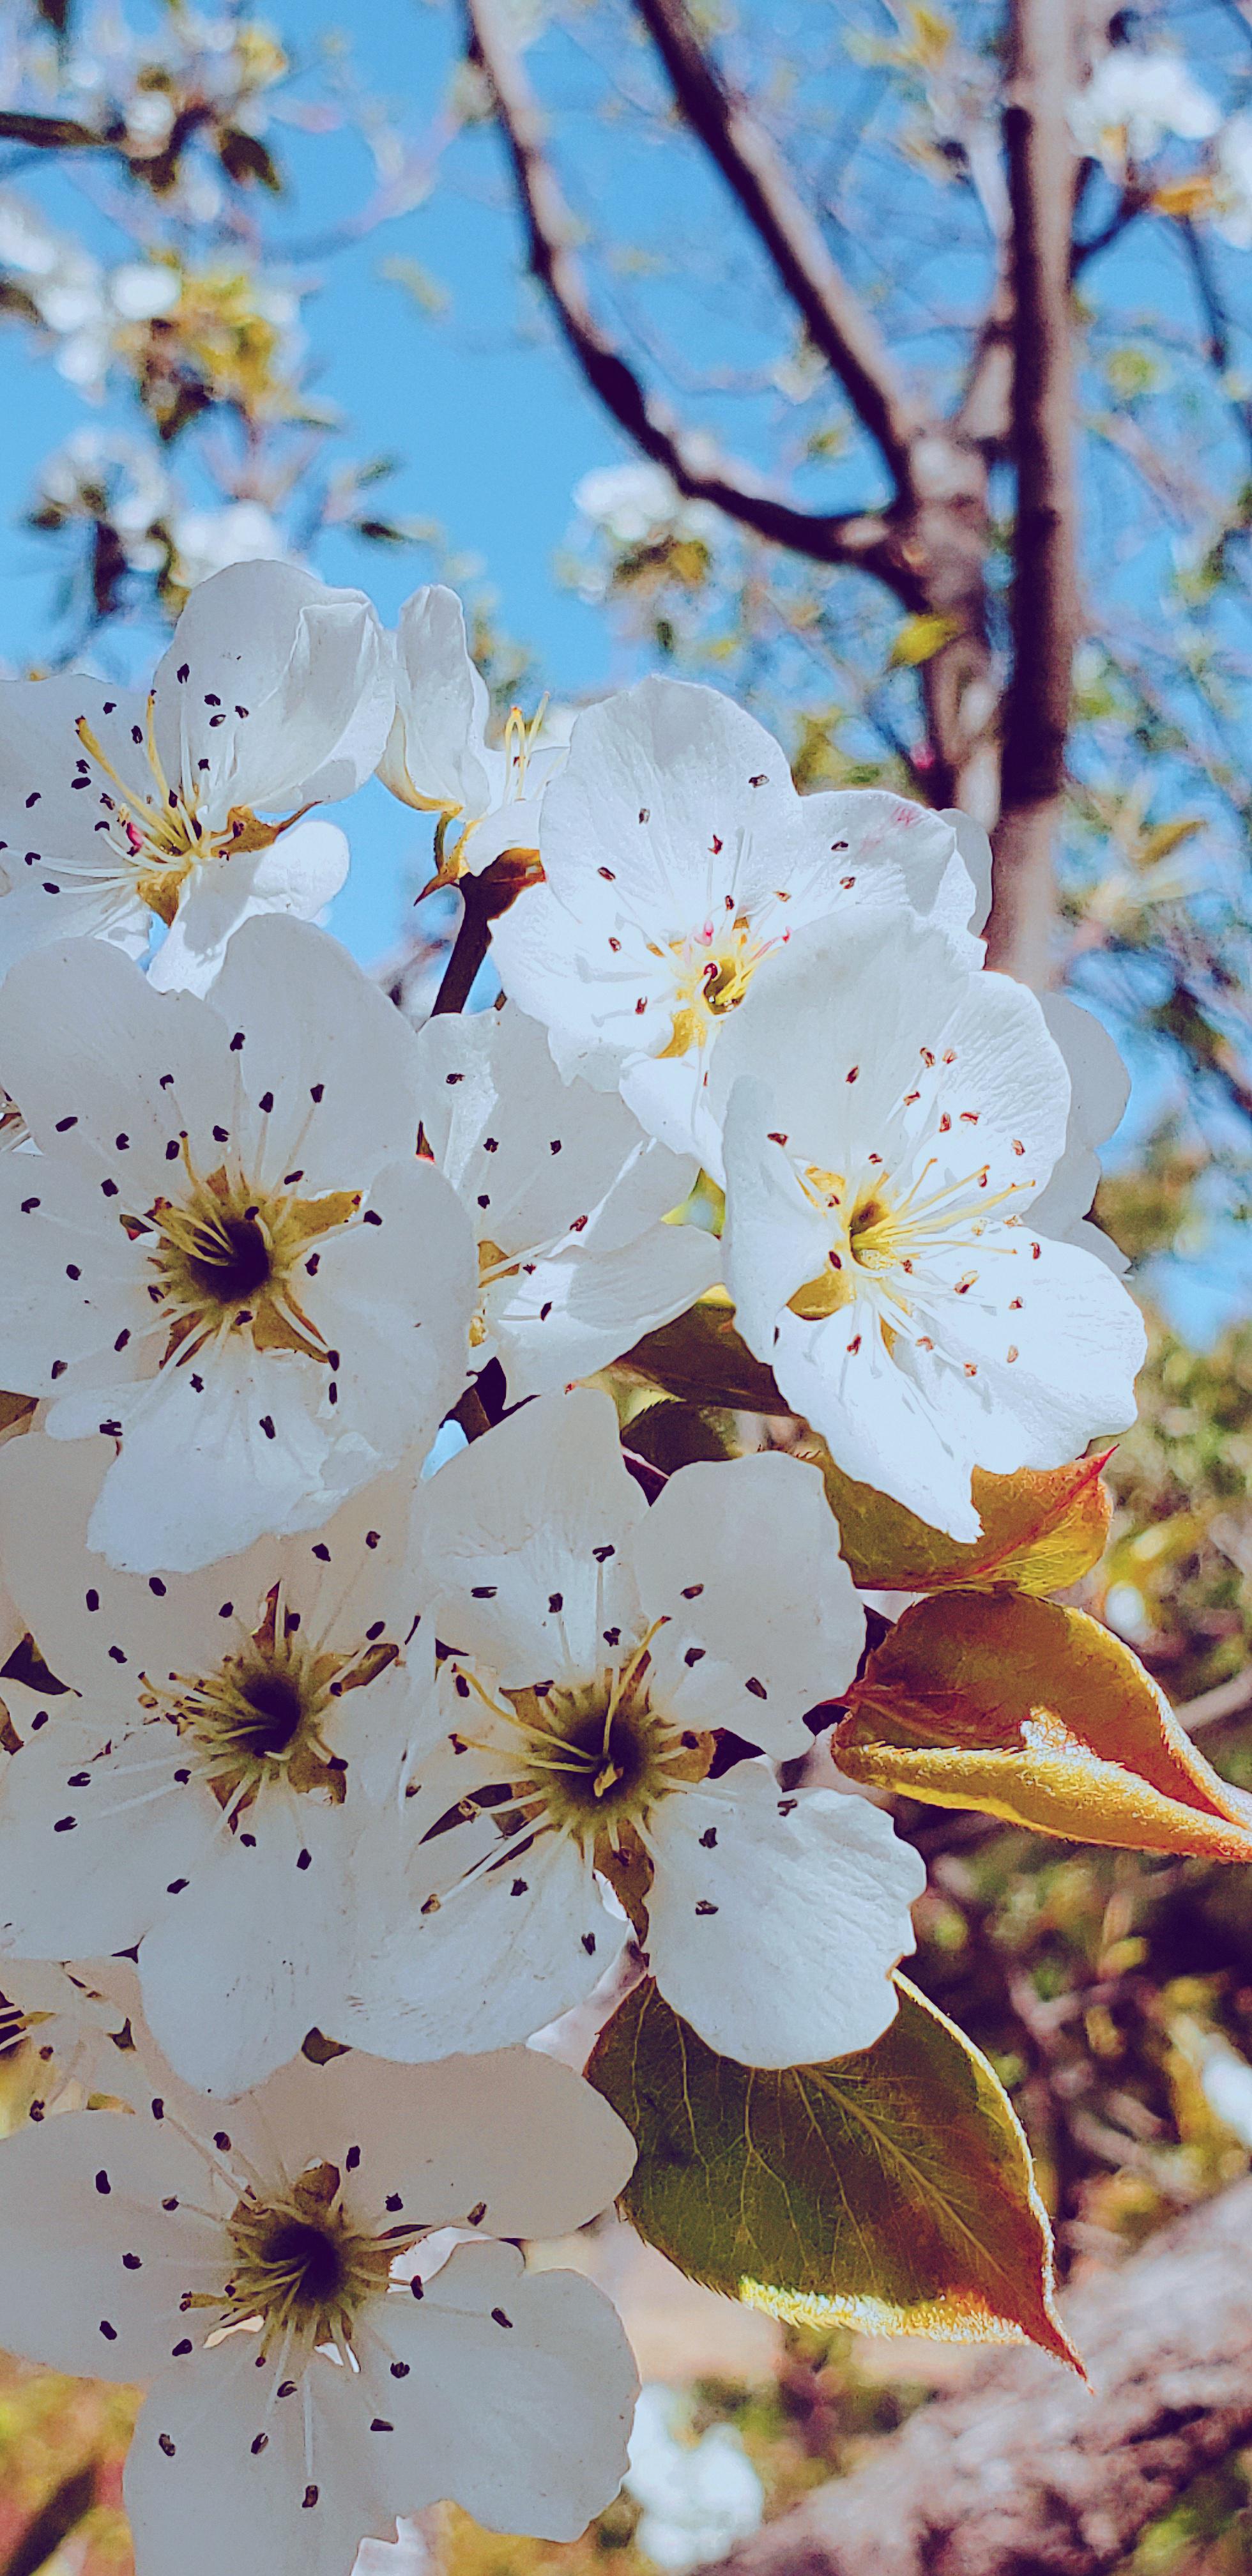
[0, 2044, 639, 2571]
[0, 1434, 441, 2096]
[574, 463, 719, 551]
[712, 916, 1146, 1542]
[625, 2385, 764, 2573]
[378, 586, 567, 882]
[0, 1955, 139, 2117]
[1031, 993, 1130, 1272]
[0, 559, 393, 995]
[342, 1389, 922, 2071]
[413, 1003, 720, 1400]
[490, 675, 984, 1174]
[169, 500, 291, 594]
[0, 916, 475, 1574]
[1068, 47, 1219, 175]
[1213, 112, 1252, 250]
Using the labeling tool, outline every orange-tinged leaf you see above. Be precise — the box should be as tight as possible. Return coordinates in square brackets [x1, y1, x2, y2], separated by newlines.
[839, 1591, 1252, 1859]
[588, 1974, 1077, 2368]
[811, 1445, 1113, 1593]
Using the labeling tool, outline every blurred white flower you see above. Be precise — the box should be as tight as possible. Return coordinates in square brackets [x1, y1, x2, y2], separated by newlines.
[169, 498, 291, 590]
[625, 2386, 764, 2574]
[1069, 49, 1219, 176]
[574, 462, 718, 550]
[1201, 2042, 1252, 2147]
[0, 190, 179, 396]
[1212, 113, 1252, 249]
[34, 427, 173, 568]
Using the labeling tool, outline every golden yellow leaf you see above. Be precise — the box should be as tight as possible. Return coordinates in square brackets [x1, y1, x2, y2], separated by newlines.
[814, 1445, 1113, 1593]
[839, 1591, 1252, 1859]
[588, 1975, 1077, 2368]
[888, 611, 962, 668]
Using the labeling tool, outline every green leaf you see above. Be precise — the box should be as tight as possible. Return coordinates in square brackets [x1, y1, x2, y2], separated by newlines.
[839, 1591, 1252, 1858]
[588, 1976, 1078, 2367]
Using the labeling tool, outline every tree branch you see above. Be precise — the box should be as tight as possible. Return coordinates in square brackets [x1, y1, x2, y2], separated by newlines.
[462, 0, 920, 597]
[697, 2172, 1252, 2576]
[629, 0, 924, 495]
[985, 0, 1080, 986]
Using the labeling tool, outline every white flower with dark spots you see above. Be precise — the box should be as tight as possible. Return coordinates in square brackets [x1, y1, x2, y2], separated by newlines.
[0, 561, 393, 995]
[414, 1004, 720, 1400]
[342, 1390, 922, 2071]
[378, 587, 565, 885]
[0, 1955, 138, 2119]
[490, 675, 982, 1172]
[711, 916, 1146, 1543]
[0, 2044, 638, 2574]
[0, 1434, 438, 2095]
[0, 915, 475, 1572]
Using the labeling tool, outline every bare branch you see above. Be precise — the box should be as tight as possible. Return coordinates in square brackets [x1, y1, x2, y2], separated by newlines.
[697, 2172, 1252, 2576]
[0, 109, 111, 149]
[985, 0, 1081, 985]
[630, 0, 925, 494]
[463, 0, 919, 595]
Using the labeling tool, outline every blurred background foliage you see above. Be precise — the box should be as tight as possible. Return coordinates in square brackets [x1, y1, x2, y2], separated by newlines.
[0, 0, 1249, 2570]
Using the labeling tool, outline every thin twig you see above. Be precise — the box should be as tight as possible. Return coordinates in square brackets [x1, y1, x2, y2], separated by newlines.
[461, 0, 919, 594]
[630, 0, 924, 493]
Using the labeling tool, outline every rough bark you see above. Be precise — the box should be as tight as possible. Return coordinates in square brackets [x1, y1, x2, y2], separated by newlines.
[696, 2174, 1252, 2576]
[985, 0, 1080, 984]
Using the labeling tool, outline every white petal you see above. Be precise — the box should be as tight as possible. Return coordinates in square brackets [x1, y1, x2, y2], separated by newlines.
[201, 913, 427, 1190]
[125, 2338, 405, 2576]
[0, 2106, 218, 2380]
[0, 1720, 219, 1958]
[415, 1001, 665, 1253]
[767, 1299, 986, 1541]
[363, 2246, 637, 2540]
[153, 561, 393, 814]
[645, 1768, 924, 2066]
[0, 933, 229, 1188]
[379, 586, 498, 822]
[1030, 992, 1130, 1257]
[343, 1816, 621, 2063]
[630, 1452, 864, 1756]
[492, 1223, 720, 1402]
[148, 820, 350, 996]
[224, 2043, 634, 2237]
[137, 1800, 352, 2096]
[415, 1388, 643, 1687]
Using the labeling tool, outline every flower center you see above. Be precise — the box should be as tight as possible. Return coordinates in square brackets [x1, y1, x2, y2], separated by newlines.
[211, 2161, 416, 2359]
[788, 1154, 1034, 1324]
[75, 698, 310, 926]
[149, 1580, 398, 1811]
[123, 1149, 361, 1368]
[436, 1627, 713, 1920]
[658, 913, 782, 1058]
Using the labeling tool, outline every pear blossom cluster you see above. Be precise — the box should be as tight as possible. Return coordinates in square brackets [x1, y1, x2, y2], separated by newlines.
[0, 560, 1145, 2575]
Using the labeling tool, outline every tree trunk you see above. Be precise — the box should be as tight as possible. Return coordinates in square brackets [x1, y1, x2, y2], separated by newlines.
[693, 2172, 1252, 2576]
[985, 0, 1080, 986]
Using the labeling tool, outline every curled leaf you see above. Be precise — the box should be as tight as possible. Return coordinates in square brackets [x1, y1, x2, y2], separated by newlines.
[813, 1445, 1113, 1594]
[588, 1975, 1076, 2368]
[839, 1590, 1252, 1859]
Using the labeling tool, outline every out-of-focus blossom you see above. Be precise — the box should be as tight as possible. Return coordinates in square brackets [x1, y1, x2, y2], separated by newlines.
[1212, 113, 1252, 249]
[625, 2386, 764, 2573]
[574, 464, 719, 552]
[1069, 48, 1220, 177]
[168, 498, 289, 592]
